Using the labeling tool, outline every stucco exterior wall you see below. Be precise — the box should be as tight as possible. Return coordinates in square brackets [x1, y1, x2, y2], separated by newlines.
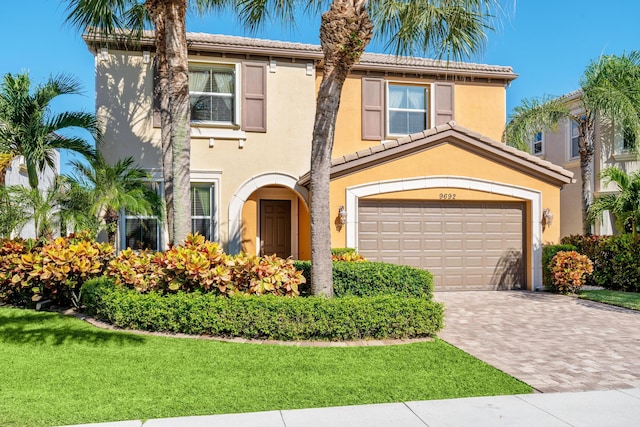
[453, 82, 507, 141]
[97, 52, 315, 249]
[328, 74, 509, 158]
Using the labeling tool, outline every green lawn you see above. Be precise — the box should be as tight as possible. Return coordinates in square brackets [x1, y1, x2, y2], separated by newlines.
[579, 289, 640, 311]
[0, 307, 530, 427]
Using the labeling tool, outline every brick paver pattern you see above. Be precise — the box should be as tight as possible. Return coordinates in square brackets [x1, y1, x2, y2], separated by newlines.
[434, 291, 640, 393]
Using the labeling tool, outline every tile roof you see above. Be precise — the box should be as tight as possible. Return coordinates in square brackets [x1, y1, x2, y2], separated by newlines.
[84, 30, 517, 80]
[298, 121, 574, 186]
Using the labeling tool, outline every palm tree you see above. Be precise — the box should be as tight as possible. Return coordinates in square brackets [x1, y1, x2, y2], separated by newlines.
[588, 166, 640, 238]
[0, 185, 28, 238]
[504, 52, 640, 234]
[7, 178, 67, 239]
[240, 0, 502, 296]
[64, 0, 226, 246]
[66, 153, 162, 247]
[0, 72, 98, 189]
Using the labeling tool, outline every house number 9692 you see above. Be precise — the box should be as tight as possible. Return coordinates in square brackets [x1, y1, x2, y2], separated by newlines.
[439, 193, 456, 200]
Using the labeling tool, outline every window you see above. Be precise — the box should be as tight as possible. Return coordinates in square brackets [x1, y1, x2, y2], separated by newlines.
[124, 182, 160, 251]
[189, 66, 235, 124]
[387, 84, 429, 135]
[623, 127, 636, 151]
[532, 131, 543, 155]
[191, 183, 216, 241]
[614, 124, 637, 154]
[570, 120, 580, 159]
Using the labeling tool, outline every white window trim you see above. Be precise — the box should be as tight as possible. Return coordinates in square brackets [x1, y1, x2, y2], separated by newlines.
[190, 170, 222, 243]
[385, 80, 433, 138]
[532, 131, 544, 156]
[568, 119, 580, 161]
[189, 61, 241, 128]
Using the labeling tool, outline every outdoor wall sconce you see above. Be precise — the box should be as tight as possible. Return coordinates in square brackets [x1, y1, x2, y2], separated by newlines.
[143, 50, 150, 64]
[542, 208, 553, 227]
[338, 205, 348, 225]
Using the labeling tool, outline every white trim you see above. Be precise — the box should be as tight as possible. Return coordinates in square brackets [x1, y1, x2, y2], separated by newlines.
[345, 176, 544, 290]
[228, 172, 309, 254]
[385, 80, 433, 138]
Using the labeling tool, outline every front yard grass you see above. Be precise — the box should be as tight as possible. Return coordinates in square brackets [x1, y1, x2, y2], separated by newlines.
[578, 289, 640, 311]
[0, 306, 531, 427]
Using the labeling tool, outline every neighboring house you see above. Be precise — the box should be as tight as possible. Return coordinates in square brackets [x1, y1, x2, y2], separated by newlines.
[528, 91, 638, 237]
[84, 32, 572, 291]
[3, 152, 60, 238]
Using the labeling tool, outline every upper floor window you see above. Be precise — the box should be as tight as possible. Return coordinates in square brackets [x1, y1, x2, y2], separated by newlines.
[191, 183, 216, 241]
[570, 120, 580, 159]
[387, 84, 430, 135]
[614, 123, 637, 154]
[623, 127, 636, 151]
[532, 131, 543, 155]
[189, 65, 236, 124]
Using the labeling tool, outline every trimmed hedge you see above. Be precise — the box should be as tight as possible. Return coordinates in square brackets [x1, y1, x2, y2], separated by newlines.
[293, 261, 434, 298]
[82, 277, 444, 341]
[561, 234, 640, 292]
[542, 244, 576, 289]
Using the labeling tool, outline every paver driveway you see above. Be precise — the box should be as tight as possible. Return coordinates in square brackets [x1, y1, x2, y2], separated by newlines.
[434, 291, 640, 393]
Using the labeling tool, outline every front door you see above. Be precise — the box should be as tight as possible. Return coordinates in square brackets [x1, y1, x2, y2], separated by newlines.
[260, 200, 291, 258]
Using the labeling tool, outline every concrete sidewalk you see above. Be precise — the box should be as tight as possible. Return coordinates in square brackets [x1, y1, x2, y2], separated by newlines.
[61, 388, 640, 427]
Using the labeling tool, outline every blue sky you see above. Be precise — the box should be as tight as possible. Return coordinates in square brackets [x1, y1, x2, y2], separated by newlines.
[1, 1, 639, 172]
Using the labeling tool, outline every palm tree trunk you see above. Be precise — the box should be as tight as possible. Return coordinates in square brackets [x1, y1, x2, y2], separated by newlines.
[311, 0, 373, 296]
[579, 117, 596, 235]
[165, 0, 191, 245]
[147, 0, 174, 246]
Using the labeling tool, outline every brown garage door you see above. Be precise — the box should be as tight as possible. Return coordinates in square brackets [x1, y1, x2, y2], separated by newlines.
[358, 200, 525, 290]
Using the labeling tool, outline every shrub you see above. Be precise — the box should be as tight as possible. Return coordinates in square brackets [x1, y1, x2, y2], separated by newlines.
[81, 277, 444, 341]
[106, 233, 306, 297]
[331, 248, 367, 262]
[292, 261, 433, 298]
[561, 234, 640, 291]
[549, 251, 594, 294]
[542, 244, 576, 288]
[0, 234, 114, 307]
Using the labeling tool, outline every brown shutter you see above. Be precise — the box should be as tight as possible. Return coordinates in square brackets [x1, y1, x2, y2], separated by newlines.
[152, 57, 161, 128]
[362, 77, 385, 140]
[242, 62, 267, 132]
[434, 82, 455, 126]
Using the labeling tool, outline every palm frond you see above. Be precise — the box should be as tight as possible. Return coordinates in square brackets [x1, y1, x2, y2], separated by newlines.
[503, 96, 569, 152]
[369, 0, 505, 60]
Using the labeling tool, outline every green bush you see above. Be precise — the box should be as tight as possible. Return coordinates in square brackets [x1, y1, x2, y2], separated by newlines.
[331, 248, 358, 256]
[293, 261, 433, 298]
[82, 277, 444, 341]
[561, 234, 640, 291]
[542, 244, 576, 289]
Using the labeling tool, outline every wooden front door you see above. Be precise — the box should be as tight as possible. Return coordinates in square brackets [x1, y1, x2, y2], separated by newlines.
[260, 200, 291, 258]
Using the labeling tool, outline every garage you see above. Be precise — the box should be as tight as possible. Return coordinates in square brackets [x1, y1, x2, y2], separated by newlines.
[358, 200, 525, 290]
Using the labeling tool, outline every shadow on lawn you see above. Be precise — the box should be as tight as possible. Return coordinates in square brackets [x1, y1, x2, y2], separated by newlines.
[0, 310, 146, 346]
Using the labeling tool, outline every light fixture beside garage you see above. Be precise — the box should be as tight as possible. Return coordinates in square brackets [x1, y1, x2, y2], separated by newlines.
[542, 208, 553, 227]
[338, 205, 348, 225]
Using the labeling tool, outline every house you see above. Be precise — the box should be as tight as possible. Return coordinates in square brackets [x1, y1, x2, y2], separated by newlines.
[84, 32, 572, 291]
[527, 90, 638, 237]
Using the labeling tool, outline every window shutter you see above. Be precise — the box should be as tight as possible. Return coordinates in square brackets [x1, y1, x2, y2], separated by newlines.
[434, 82, 455, 126]
[152, 57, 161, 128]
[362, 77, 384, 140]
[242, 62, 267, 132]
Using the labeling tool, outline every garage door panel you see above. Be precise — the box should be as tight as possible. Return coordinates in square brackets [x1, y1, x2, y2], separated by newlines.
[358, 200, 524, 290]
